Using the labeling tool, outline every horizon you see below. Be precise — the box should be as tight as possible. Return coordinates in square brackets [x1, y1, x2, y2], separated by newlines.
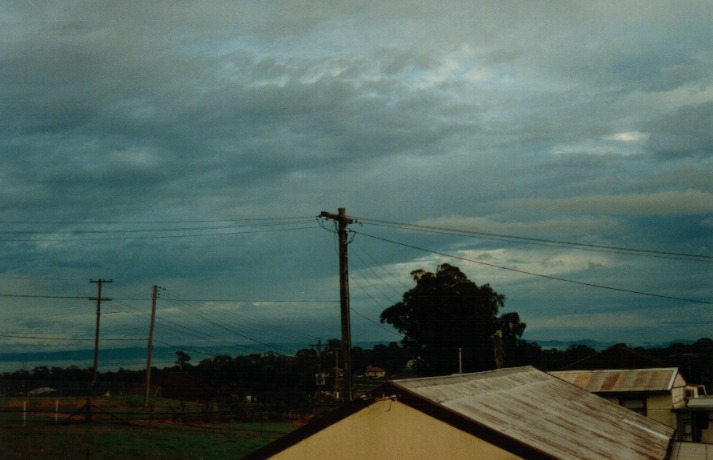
[1, 336, 708, 374]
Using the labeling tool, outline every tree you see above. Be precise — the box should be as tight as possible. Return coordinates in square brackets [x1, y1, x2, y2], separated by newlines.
[175, 351, 192, 369]
[380, 263, 525, 375]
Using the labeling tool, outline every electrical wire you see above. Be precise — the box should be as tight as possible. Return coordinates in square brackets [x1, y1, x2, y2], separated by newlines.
[0, 293, 87, 299]
[159, 292, 304, 355]
[351, 229, 713, 305]
[0, 333, 143, 343]
[350, 239, 413, 298]
[0, 224, 319, 243]
[355, 217, 713, 263]
[0, 216, 315, 225]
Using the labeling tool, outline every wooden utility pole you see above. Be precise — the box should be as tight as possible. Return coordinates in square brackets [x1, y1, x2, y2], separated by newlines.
[319, 208, 354, 401]
[494, 330, 505, 369]
[144, 285, 160, 407]
[312, 339, 323, 393]
[87, 278, 112, 421]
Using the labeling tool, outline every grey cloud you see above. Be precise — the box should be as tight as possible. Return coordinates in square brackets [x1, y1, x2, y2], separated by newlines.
[644, 102, 713, 159]
[506, 190, 713, 216]
[0, 1, 711, 355]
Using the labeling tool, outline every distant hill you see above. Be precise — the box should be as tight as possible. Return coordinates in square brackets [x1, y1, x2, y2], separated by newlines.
[530, 339, 614, 351]
[529, 338, 697, 351]
[0, 339, 701, 373]
[0, 341, 394, 373]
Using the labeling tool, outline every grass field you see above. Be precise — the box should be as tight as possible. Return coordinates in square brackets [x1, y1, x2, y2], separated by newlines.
[0, 396, 297, 459]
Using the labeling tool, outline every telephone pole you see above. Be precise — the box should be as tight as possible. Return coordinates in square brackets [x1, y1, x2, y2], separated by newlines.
[319, 208, 354, 401]
[144, 285, 161, 407]
[87, 278, 112, 421]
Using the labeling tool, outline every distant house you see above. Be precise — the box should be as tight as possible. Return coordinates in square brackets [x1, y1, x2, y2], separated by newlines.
[28, 387, 56, 396]
[244, 366, 675, 459]
[364, 365, 386, 379]
[674, 395, 713, 443]
[550, 367, 688, 428]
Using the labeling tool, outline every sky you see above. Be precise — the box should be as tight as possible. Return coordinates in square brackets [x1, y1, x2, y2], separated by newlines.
[1, 1, 712, 370]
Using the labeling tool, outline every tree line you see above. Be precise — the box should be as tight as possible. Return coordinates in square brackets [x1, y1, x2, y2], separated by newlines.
[2, 263, 711, 411]
[2, 338, 711, 399]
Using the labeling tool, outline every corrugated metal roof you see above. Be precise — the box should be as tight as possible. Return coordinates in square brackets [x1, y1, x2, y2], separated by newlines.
[392, 366, 674, 459]
[549, 368, 681, 393]
[686, 396, 713, 409]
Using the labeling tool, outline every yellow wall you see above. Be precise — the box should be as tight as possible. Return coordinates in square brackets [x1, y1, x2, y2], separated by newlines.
[604, 391, 681, 429]
[701, 422, 713, 444]
[647, 394, 676, 428]
[270, 399, 522, 460]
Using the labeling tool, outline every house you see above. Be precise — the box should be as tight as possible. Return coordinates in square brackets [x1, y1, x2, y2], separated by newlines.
[549, 367, 688, 428]
[674, 396, 713, 443]
[364, 365, 386, 379]
[245, 366, 675, 459]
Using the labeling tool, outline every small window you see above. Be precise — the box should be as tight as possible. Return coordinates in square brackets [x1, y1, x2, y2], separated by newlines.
[619, 398, 646, 416]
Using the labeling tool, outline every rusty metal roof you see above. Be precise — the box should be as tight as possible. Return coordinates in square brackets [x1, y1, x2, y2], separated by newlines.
[391, 366, 674, 459]
[549, 368, 683, 393]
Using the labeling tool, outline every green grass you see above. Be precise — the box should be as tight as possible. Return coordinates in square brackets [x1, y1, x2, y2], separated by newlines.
[0, 422, 294, 459]
[0, 396, 297, 459]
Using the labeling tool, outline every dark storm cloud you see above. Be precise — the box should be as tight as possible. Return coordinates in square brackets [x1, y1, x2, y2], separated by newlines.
[0, 1, 711, 357]
[644, 102, 713, 159]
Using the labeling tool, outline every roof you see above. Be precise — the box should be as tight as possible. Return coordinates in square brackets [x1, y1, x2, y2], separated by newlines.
[683, 396, 713, 410]
[392, 367, 674, 459]
[550, 368, 683, 394]
[561, 344, 669, 370]
[246, 366, 674, 459]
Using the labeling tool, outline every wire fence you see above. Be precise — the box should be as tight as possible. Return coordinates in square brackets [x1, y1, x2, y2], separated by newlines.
[0, 396, 315, 433]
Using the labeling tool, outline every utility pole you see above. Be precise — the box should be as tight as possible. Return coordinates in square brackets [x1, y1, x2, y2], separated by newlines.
[312, 339, 323, 394]
[311, 339, 323, 415]
[494, 330, 505, 369]
[87, 278, 112, 422]
[319, 208, 354, 401]
[144, 285, 161, 407]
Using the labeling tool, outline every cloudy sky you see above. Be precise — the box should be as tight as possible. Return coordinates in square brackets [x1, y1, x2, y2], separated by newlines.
[1, 1, 712, 367]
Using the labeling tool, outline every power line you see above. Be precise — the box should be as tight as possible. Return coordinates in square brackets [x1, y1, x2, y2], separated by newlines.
[160, 292, 303, 355]
[352, 229, 713, 306]
[161, 291, 319, 344]
[0, 216, 316, 225]
[347, 274, 404, 339]
[0, 333, 142, 342]
[0, 219, 317, 235]
[350, 239, 413, 297]
[0, 223, 319, 243]
[0, 293, 87, 299]
[0, 291, 336, 303]
[356, 217, 713, 263]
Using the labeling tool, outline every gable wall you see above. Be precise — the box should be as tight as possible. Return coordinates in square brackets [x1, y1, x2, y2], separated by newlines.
[648, 394, 676, 428]
[271, 399, 523, 460]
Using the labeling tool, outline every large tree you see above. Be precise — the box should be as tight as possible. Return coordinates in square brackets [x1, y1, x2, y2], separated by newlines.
[380, 263, 525, 375]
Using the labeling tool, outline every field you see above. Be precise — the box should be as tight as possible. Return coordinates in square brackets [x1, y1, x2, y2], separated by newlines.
[0, 396, 296, 459]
